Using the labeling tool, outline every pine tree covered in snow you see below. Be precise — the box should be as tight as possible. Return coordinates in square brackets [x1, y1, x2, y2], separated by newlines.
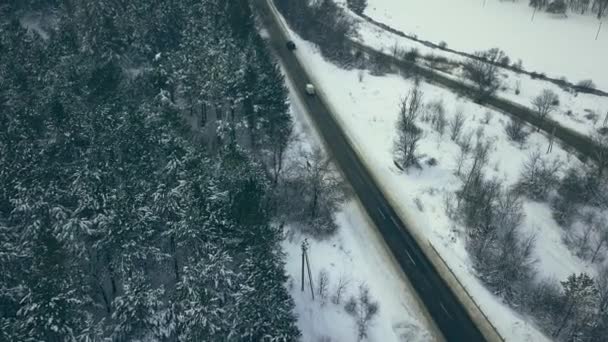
[0, 0, 299, 340]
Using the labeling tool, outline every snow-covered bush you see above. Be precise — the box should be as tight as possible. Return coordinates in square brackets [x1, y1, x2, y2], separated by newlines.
[463, 48, 506, 101]
[505, 118, 530, 145]
[317, 269, 330, 305]
[427, 100, 447, 135]
[346, 0, 368, 15]
[576, 79, 596, 90]
[449, 110, 466, 141]
[347, 284, 379, 342]
[515, 151, 562, 201]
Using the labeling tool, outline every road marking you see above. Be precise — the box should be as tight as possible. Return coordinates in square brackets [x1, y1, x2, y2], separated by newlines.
[440, 302, 453, 319]
[390, 215, 401, 228]
[405, 250, 417, 266]
[377, 208, 387, 220]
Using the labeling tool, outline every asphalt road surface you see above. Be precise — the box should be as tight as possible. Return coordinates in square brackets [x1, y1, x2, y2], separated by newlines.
[254, 1, 491, 341]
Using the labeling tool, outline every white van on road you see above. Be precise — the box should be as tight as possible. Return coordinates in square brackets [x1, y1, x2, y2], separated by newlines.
[305, 83, 315, 96]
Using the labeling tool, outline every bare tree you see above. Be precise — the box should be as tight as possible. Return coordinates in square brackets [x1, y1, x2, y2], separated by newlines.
[317, 269, 330, 305]
[569, 219, 596, 259]
[457, 130, 474, 154]
[449, 110, 466, 141]
[463, 48, 506, 101]
[394, 87, 424, 169]
[427, 100, 447, 135]
[532, 89, 559, 132]
[455, 148, 468, 176]
[332, 274, 350, 305]
[269, 127, 295, 186]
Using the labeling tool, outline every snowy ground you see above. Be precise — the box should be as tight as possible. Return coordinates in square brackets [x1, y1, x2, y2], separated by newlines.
[280, 63, 437, 342]
[283, 26, 602, 341]
[362, 0, 608, 91]
[342, 1, 608, 138]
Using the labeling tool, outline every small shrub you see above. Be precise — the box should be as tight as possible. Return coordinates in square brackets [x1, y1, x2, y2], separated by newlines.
[317, 269, 330, 305]
[463, 48, 505, 100]
[505, 119, 530, 145]
[513, 59, 524, 71]
[344, 295, 357, 315]
[428, 100, 446, 135]
[354, 284, 379, 341]
[585, 111, 599, 124]
[346, 0, 368, 15]
[438, 41, 447, 49]
[499, 55, 511, 66]
[576, 79, 596, 90]
[482, 111, 492, 125]
[403, 48, 419, 63]
[457, 131, 474, 154]
[546, 0, 567, 15]
[449, 110, 466, 141]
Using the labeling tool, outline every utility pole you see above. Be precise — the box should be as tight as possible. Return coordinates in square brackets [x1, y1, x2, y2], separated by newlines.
[597, 21, 603, 41]
[531, 7, 538, 22]
[301, 239, 314, 300]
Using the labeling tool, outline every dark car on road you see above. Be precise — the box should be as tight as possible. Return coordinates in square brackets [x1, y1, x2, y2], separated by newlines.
[286, 40, 296, 51]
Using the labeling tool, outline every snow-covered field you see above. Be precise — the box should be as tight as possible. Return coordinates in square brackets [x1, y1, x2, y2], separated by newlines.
[362, 0, 608, 91]
[280, 65, 437, 342]
[345, 1, 608, 138]
[284, 27, 600, 341]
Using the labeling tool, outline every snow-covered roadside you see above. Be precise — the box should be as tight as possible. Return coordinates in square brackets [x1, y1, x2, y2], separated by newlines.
[284, 28, 597, 341]
[362, 0, 608, 91]
[279, 61, 437, 342]
[345, 4, 608, 138]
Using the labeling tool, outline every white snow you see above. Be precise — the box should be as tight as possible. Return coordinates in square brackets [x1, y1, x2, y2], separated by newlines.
[19, 15, 50, 40]
[281, 74, 437, 342]
[283, 27, 594, 342]
[345, 1, 608, 138]
[283, 203, 434, 342]
[363, 0, 608, 90]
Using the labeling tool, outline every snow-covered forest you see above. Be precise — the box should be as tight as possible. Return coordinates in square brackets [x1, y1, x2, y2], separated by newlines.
[0, 0, 303, 340]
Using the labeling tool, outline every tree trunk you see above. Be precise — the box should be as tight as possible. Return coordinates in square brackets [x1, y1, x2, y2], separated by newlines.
[311, 185, 318, 219]
[591, 238, 605, 263]
[97, 282, 112, 314]
[171, 235, 180, 282]
[106, 255, 118, 298]
[553, 302, 574, 338]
